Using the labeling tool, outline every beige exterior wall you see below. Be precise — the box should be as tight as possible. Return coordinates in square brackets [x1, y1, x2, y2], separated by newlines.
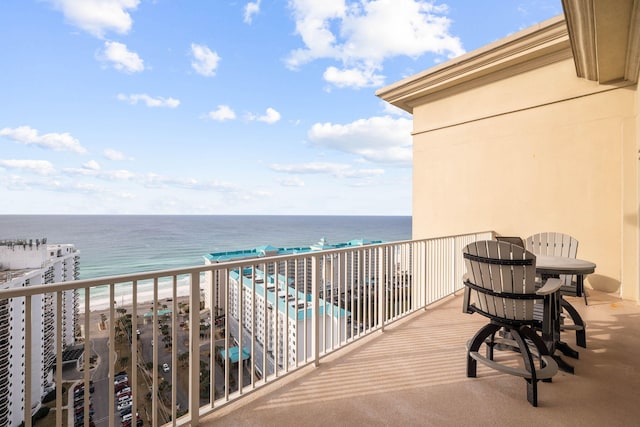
[410, 55, 638, 301]
[377, 8, 640, 303]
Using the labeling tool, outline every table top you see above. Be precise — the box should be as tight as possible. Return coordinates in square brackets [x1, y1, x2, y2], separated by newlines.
[536, 255, 596, 275]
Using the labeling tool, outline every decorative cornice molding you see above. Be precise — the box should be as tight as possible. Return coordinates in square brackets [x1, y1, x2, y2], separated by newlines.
[561, 0, 597, 80]
[376, 16, 570, 113]
[563, 0, 639, 84]
[625, 0, 640, 82]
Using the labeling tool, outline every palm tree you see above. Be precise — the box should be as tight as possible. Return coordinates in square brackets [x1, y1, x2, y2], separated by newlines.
[114, 324, 123, 342]
[178, 351, 189, 367]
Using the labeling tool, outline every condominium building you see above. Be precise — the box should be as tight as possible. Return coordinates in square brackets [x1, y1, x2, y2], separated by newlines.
[202, 238, 396, 371]
[226, 267, 348, 369]
[0, 239, 79, 427]
[202, 238, 384, 313]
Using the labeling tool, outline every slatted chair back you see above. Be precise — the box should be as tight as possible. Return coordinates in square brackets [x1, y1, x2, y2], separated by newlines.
[525, 232, 578, 258]
[463, 240, 537, 323]
[526, 232, 579, 288]
[495, 236, 526, 248]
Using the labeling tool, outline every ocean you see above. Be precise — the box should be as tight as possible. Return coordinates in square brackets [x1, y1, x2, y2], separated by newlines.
[1, 215, 411, 309]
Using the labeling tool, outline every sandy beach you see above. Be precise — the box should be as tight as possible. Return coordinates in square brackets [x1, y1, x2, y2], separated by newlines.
[80, 294, 197, 337]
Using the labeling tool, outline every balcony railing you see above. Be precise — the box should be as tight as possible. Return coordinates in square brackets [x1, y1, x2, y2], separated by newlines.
[0, 231, 492, 427]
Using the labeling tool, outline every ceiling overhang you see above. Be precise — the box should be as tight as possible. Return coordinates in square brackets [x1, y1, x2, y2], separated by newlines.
[562, 0, 640, 84]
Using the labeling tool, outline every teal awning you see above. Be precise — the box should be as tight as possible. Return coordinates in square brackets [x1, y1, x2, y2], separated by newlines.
[220, 347, 250, 363]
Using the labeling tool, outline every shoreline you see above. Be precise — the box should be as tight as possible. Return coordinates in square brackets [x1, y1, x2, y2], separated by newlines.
[77, 277, 197, 314]
[79, 293, 198, 336]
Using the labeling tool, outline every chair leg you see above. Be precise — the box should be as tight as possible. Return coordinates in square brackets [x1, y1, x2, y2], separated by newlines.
[467, 323, 501, 378]
[583, 288, 589, 306]
[512, 328, 539, 407]
[561, 299, 587, 348]
[486, 330, 499, 360]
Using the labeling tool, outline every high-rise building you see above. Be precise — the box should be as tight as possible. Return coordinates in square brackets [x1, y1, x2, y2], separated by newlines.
[225, 267, 348, 370]
[202, 238, 384, 313]
[202, 238, 389, 372]
[0, 239, 79, 427]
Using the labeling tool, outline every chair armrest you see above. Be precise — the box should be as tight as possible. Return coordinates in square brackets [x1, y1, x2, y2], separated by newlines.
[536, 278, 562, 296]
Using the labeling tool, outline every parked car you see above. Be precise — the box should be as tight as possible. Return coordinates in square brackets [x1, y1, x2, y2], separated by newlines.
[122, 412, 140, 427]
[117, 400, 133, 411]
[115, 382, 130, 393]
[74, 380, 94, 391]
[74, 405, 93, 415]
[162, 363, 170, 372]
[117, 386, 132, 396]
[74, 398, 92, 406]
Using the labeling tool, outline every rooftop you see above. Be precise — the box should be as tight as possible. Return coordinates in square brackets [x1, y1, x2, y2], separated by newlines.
[202, 290, 639, 426]
[205, 238, 385, 262]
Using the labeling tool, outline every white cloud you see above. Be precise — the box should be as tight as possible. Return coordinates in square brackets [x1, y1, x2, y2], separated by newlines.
[0, 159, 56, 175]
[83, 160, 101, 170]
[248, 107, 281, 124]
[117, 93, 180, 108]
[46, 163, 243, 194]
[270, 162, 384, 178]
[103, 148, 134, 161]
[45, 0, 140, 38]
[286, 0, 346, 69]
[381, 101, 411, 117]
[190, 43, 221, 77]
[277, 176, 305, 187]
[271, 162, 349, 174]
[63, 166, 136, 180]
[323, 65, 384, 88]
[206, 105, 236, 121]
[0, 126, 87, 153]
[142, 173, 238, 192]
[308, 115, 412, 166]
[286, 0, 464, 88]
[244, 0, 262, 24]
[99, 41, 144, 73]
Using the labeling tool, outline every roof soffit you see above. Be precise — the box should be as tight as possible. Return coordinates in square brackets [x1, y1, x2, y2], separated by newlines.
[376, 16, 569, 113]
[562, 0, 640, 83]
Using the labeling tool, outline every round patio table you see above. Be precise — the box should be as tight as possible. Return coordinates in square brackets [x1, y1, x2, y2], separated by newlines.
[535, 255, 596, 277]
[535, 255, 596, 374]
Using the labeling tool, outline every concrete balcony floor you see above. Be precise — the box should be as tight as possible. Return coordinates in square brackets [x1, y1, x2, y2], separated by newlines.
[202, 290, 639, 426]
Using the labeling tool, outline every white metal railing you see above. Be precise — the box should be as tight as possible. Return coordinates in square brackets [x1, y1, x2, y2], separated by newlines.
[0, 231, 492, 427]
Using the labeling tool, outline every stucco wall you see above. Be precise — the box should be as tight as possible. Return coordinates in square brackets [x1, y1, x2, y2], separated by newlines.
[411, 57, 638, 300]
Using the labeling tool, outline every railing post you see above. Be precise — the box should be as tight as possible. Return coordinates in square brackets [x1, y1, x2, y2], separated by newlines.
[55, 291, 63, 427]
[311, 255, 320, 367]
[421, 241, 428, 310]
[378, 246, 385, 331]
[83, 290, 91, 427]
[189, 272, 201, 425]
[24, 295, 31, 427]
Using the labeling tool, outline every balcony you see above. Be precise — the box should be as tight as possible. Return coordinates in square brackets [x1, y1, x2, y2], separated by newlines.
[201, 290, 639, 426]
[0, 231, 637, 427]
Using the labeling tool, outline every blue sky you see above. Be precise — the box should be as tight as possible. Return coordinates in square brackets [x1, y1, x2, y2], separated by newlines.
[0, 0, 562, 215]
